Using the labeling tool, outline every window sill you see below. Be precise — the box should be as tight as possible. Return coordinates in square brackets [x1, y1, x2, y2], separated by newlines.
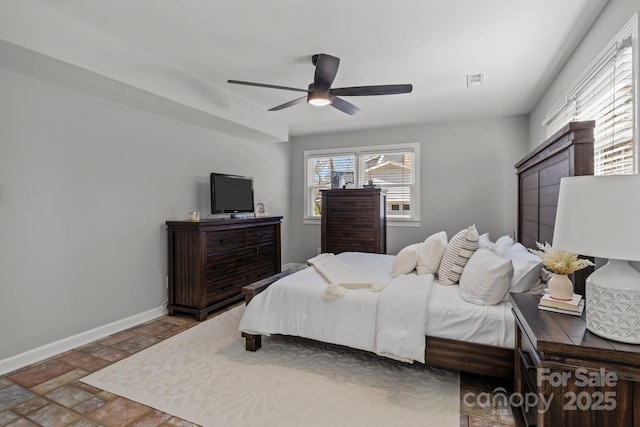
[303, 217, 421, 227]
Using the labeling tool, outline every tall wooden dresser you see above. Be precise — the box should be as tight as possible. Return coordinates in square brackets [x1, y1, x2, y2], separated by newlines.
[166, 216, 282, 320]
[320, 188, 386, 254]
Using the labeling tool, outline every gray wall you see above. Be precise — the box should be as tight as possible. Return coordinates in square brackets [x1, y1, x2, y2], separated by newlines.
[529, 0, 638, 149]
[0, 68, 290, 361]
[289, 116, 530, 262]
[528, 0, 639, 272]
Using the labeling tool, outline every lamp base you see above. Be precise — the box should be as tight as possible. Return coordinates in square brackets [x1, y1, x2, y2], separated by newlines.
[586, 259, 640, 344]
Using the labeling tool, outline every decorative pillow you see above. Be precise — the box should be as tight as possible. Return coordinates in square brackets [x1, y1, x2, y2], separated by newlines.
[503, 243, 543, 293]
[416, 231, 448, 275]
[493, 235, 515, 256]
[392, 243, 421, 277]
[459, 249, 514, 305]
[438, 225, 480, 285]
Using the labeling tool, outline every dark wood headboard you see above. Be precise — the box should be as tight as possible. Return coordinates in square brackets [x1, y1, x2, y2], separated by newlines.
[515, 121, 595, 294]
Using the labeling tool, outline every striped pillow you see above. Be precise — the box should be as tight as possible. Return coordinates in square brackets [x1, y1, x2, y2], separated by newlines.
[438, 225, 480, 285]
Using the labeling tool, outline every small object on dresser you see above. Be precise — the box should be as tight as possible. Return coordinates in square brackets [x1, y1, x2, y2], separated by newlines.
[538, 300, 585, 316]
[188, 211, 200, 221]
[539, 292, 584, 316]
[363, 178, 376, 188]
[539, 292, 582, 310]
[254, 201, 268, 217]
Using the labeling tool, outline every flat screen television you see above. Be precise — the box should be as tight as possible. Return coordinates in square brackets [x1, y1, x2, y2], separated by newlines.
[210, 173, 254, 216]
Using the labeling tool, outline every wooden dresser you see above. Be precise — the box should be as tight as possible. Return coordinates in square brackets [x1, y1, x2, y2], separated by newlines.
[166, 216, 282, 320]
[320, 188, 386, 254]
[511, 293, 640, 427]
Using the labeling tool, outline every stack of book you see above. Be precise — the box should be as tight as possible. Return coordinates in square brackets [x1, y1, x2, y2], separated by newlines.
[538, 293, 584, 316]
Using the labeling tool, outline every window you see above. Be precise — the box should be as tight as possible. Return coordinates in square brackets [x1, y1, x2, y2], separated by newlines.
[307, 154, 356, 216]
[304, 143, 420, 225]
[544, 15, 638, 175]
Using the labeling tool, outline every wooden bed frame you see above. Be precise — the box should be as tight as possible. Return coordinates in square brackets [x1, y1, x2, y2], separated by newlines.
[515, 120, 595, 296]
[241, 121, 595, 380]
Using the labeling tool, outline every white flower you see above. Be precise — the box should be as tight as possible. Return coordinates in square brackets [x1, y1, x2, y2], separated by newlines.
[529, 242, 594, 275]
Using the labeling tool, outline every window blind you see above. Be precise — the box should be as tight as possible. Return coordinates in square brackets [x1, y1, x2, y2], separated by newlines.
[359, 150, 414, 219]
[544, 36, 635, 176]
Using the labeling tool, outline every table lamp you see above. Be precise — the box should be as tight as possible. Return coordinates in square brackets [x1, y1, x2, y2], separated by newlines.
[552, 175, 640, 344]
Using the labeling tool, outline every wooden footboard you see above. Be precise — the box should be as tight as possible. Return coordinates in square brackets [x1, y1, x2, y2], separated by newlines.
[241, 269, 296, 351]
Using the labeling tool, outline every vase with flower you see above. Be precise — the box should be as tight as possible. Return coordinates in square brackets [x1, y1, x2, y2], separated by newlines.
[529, 242, 595, 301]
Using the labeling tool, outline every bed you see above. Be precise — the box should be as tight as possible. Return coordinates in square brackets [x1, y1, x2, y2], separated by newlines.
[240, 121, 595, 380]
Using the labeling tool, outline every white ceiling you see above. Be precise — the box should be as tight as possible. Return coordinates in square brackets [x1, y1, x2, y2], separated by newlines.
[1, 0, 608, 139]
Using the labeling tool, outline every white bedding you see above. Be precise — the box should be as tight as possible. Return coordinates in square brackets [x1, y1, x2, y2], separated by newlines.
[425, 281, 514, 349]
[239, 252, 389, 354]
[238, 252, 515, 364]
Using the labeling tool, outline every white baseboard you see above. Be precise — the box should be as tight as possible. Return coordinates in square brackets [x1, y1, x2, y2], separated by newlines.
[0, 303, 168, 376]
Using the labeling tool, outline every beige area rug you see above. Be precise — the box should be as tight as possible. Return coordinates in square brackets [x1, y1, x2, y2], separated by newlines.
[82, 305, 459, 427]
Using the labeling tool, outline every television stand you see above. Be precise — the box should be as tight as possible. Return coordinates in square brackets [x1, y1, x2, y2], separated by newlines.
[166, 216, 282, 320]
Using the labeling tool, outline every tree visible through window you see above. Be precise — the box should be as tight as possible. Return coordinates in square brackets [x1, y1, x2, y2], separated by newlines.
[308, 155, 355, 215]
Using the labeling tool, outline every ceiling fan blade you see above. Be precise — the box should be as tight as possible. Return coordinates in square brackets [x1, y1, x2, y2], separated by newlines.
[313, 54, 340, 91]
[268, 96, 307, 111]
[331, 97, 361, 115]
[331, 84, 413, 96]
[227, 80, 308, 93]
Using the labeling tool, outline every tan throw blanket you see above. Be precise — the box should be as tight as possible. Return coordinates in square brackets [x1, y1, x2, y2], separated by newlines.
[307, 253, 385, 300]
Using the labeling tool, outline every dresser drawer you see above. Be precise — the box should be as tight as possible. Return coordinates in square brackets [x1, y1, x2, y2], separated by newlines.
[206, 272, 247, 303]
[256, 243, 277, 265]
[518, 327, 541, 395]
[516, 321, 542, 426]
[206, 248, 255, 280]
[324, 221, 376, 233]
[246, 225, 276, 246]
[324, 213, 374, 226]
[325, 199, 374, 213]
[248, 262, 278, 283]
[206, 229, 246, 252]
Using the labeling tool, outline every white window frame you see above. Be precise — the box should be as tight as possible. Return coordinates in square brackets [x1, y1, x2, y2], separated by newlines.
[303, 142, 420, 227]
[543, 13, 639, 174]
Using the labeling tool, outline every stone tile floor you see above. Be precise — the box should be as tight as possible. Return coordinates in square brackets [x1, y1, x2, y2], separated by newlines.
[1, 306, 516, 426]
[459, 373, 517, 427]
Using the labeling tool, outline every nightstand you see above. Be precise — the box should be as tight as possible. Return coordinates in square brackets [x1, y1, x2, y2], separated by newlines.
[510, 293, 640, 427]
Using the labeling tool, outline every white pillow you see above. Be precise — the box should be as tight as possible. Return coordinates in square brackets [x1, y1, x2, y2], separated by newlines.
[438, 225, 480, 285]
[459, 249, 514, 305]
[392, 243, 421, 277]
[416, 231, 448, 275]
[478, 233, 493, 250]
[503, 243, 543, 293]
[493, 235, 515, 256]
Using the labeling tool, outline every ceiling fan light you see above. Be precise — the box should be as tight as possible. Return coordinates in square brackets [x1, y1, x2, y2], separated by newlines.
[307, 91, 331, 106]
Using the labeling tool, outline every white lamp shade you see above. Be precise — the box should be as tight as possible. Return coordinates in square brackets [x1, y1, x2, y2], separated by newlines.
[552, 175, 640, 262]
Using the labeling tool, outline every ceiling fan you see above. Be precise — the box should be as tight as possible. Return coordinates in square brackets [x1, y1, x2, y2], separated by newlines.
[227, 53, 413, 115]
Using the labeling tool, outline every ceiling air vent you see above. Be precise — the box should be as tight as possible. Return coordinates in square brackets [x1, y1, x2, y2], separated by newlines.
[466, 73, 484, 87]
